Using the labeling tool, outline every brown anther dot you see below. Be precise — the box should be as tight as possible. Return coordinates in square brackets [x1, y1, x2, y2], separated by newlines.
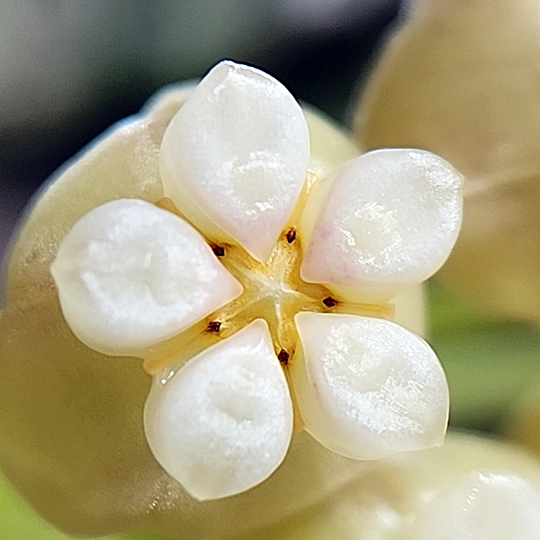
[207, 321, 222, 333]
[285, 228, 296, 243]
[278, 349, 289, 365]
[323, 296, 338, 308]
[211, 244, 225, 257]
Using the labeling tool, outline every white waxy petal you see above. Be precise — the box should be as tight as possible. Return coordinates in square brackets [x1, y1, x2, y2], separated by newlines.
[300, 149, 463, 301]
[160, 60, 310, 262]
[409, 471, 540, 540]
[50, 199, 242, 356]
[291, 312, 448, 460]
[144, 319, 293, 500]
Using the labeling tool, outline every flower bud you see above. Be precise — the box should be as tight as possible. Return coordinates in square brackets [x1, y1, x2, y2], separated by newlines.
[355, 0, 540, 324]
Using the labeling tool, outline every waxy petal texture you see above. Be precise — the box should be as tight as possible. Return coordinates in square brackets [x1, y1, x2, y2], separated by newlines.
[51, 199, 242, 356]
[160, 60, 310, 262]
[291, 312, 448, 459]
[300, 149, 462, 301]
[144, 319, 293, 500]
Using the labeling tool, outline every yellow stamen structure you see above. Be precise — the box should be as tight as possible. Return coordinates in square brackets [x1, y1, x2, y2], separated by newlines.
[144, 183, 393, 380]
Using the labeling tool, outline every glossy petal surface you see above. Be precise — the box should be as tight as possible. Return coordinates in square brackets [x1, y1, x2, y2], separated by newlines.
[160, 60, 310, 262]
[51, 199, 242, 356]
[291, 312, 448, 459]
[144, 320, 293, 500]
[300, 149, 462, 301]
[409, 470, 540, 540]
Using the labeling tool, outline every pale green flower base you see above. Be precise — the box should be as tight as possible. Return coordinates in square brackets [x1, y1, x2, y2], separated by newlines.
[3, 431, 540, 540]
[0, 78, 435, 539]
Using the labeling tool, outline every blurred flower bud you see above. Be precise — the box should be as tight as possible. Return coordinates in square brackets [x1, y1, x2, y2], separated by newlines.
[182, 433, 540, 540]
[355, 0, 540, 324]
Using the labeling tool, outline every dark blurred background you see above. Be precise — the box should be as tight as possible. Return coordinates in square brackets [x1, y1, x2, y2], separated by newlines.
[0, 0, 402, 264]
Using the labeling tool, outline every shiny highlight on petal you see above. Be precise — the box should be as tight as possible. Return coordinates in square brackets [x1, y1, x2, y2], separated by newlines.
[409, 470, 540, 540]
[51, 199, 242, 356]
[160, 60, 310, 262]
[144, 319, 293, 500]
[291, 312, 448, 459]
[300, 149, 463, 301]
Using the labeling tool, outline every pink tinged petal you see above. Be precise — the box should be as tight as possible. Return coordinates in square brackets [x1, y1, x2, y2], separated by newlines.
[160, 60, 311, 262]
[409, 470, 540, 540]
[300, 149, 463, 301]
[291, 312, 449, 460]
[50, 199, 243, 356]
[144, 319, 293, 501]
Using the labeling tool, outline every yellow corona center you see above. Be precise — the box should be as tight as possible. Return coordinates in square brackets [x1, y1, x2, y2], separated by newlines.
[142, 174, 394, 380]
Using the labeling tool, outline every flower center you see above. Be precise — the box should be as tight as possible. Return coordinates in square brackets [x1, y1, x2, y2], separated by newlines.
[142, 181, 393, 377]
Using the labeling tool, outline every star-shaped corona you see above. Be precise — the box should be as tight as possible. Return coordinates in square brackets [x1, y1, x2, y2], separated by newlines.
[50, 61, 463, 501]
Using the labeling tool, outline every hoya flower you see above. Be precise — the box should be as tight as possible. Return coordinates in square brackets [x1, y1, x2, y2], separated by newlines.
[48, 60, 460, 501]
[0, 61, 460, 536]
[354, 0, 540, 324]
